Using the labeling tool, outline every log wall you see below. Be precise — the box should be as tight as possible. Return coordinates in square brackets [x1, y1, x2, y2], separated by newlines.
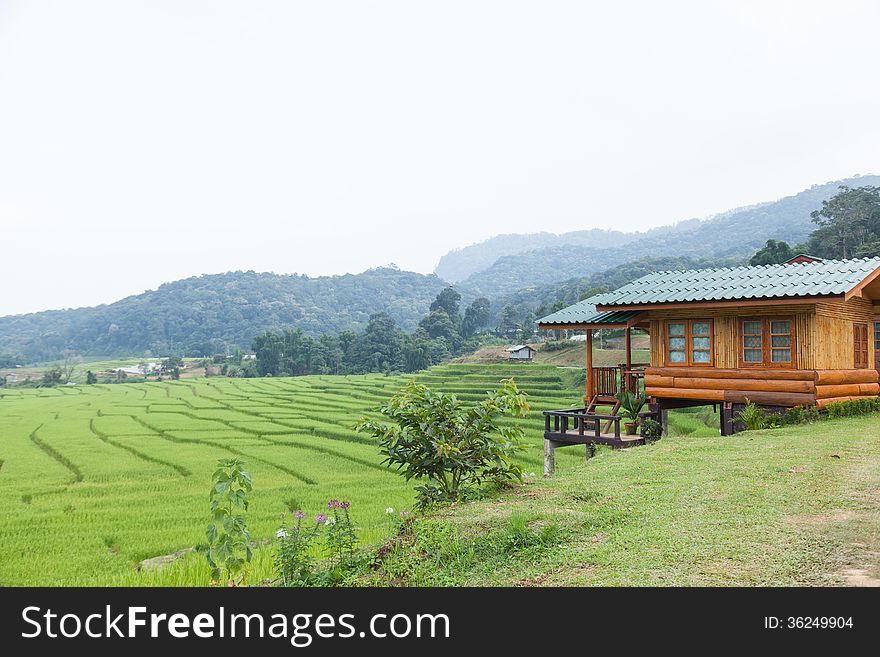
[645, 366, 880, 407]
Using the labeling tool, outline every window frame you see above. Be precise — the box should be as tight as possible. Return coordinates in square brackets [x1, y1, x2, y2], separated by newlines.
[873, 319, 880, 371]
[854, 322, 869, 369]
[664, 318, 714, 367]
[738, 316, 796, 369]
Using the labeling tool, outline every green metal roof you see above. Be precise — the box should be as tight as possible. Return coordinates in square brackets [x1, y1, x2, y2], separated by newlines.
[537, 299, 643, 327]
[537, 257, 880, 325]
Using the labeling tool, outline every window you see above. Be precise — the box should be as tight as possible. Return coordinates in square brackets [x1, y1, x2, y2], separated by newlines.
[739, 317, 794, 367]
[666, 319, 713, 366]
[854, 323, 868, 369]
[874, 321, 880, 369]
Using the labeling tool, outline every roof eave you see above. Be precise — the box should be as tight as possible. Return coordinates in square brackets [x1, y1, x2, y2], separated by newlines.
[538, 312, 645, 330]
[844, 264, 880, 301]
[593, 293, 847, 313]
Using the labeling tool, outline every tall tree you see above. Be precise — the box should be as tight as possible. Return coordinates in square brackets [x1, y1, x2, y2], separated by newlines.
[462, 297, 491, 337]
[350, 313, 405, 373]
[496, 305, 520, 339]
[418, 309, 458, 341]
[429, 287, 462, 321]
[808, 185, 880, 259]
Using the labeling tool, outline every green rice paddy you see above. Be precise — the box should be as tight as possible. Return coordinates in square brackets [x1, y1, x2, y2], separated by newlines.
[0, 364, 624, 585]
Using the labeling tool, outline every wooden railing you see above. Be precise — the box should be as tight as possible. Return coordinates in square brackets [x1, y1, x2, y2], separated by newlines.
[544, 408, 622, 438]
[591, 364, 646, 398]
[593, 367, 620, 397]
[543, 407, 659, 441]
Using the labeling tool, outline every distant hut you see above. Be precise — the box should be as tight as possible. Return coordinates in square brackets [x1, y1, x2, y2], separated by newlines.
[506, 345, 536, 362]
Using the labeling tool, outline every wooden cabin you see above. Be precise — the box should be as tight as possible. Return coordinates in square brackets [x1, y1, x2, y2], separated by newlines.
[538, 257, 880, 437]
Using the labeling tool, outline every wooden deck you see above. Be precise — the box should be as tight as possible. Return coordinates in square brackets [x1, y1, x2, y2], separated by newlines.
[544, 428, 647, 448]
[542, 406, 661, 474]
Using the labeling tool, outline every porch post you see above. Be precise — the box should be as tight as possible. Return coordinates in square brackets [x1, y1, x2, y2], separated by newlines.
[543, 439, 557, 476]
[585, 329, 594, 403]
[625, 325, 632, 371]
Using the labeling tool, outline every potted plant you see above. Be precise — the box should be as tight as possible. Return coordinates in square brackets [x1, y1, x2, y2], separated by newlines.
[617, 389, 646, 435]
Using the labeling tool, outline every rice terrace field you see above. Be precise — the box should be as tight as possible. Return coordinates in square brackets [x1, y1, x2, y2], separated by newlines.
[0, 364, 628, 586]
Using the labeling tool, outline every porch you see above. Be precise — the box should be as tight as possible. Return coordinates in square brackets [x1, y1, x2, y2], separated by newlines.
[539, 306, 653, 474]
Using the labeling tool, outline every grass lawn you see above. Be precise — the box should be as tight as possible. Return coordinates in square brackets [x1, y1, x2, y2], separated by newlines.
[365, 415, 880, 586]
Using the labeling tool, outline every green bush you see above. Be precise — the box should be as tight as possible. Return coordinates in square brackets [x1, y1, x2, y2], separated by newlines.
[356, 379, 529, 507]
[731, 396, 879, 433]
[777, 405, 820, 426]
[826, 397, 880, 418]
[641, 418, 662, 441]
[732, 399, 771, 431]
[540, 341, 572, 352]
[616, 389, 646, 422]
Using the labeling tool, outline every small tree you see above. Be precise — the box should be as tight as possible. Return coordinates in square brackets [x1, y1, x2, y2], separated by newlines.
[41, 366, 63, 387]
[205, 458, 253, 585]
[85, 370, 97, 385]
[60, 350, 80, 384]
[356, 379, 529, 507]
[161, 356, 183, 380]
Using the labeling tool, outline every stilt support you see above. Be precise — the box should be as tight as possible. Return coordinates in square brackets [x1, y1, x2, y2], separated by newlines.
[544, 439, 561, 476]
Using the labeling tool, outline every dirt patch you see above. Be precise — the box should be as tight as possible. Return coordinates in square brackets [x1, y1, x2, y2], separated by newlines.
[837, 567, 880, 587]
[784, 509, 855, 526]
[514, 563, 595, 587]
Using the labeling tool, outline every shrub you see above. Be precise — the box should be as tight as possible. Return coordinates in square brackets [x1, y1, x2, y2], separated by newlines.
[356, 378, 528, 507]
[616, 389, 646, 423]
[205, 458, 253, 585]
[641, 418, 662, 441]
[826, 397, 880, 418]
[777, 405, 820, 426]
[540, 341, 571, 352]
[732, 399, 770, 431]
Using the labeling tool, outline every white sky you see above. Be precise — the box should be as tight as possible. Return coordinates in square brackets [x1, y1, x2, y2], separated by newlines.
[1, 1, 879, 316]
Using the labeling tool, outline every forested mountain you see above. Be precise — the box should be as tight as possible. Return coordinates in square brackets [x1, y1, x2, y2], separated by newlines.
[0, 268, 450, 362]
[449, 176, 880, 298]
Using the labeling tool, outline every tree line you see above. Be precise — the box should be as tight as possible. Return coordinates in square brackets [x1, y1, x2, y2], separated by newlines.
[247, 289, 494, 377]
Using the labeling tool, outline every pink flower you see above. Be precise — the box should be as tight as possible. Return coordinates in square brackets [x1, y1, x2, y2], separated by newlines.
[340, 501, 350, 509]
[294, 510, 305, 520]
[315, 513, 327, 524]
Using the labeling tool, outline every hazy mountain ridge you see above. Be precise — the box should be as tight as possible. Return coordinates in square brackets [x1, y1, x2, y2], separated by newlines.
[451, 176, 880, 298]
[434, 228, 633, 282]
